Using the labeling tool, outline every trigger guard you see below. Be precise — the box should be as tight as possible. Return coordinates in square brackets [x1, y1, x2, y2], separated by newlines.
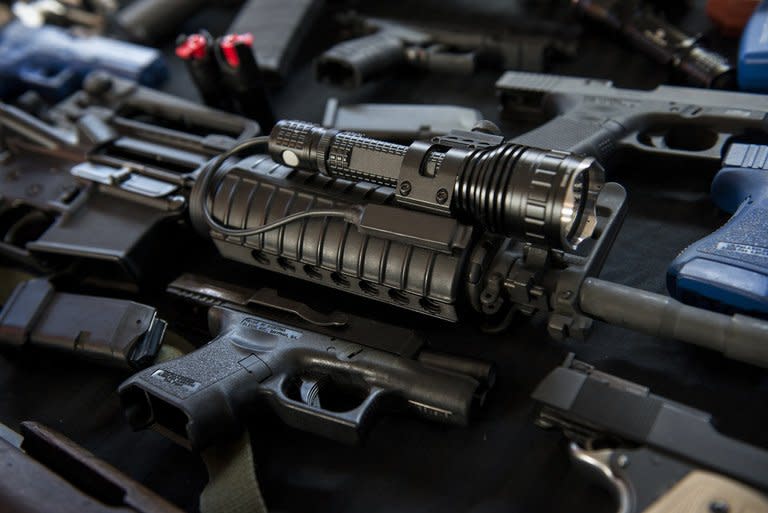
[569, 442, 633, 513]
[266, 374, 385, 444]
[625, 130, 729, 163]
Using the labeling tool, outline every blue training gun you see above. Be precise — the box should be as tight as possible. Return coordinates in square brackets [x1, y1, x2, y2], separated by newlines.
[0, 18, 167, 101]
[668, 143, 768, 317]
[738, 0, 768, 92]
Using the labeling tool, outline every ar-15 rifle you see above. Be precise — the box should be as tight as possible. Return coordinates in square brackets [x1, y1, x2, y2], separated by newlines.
[0, 80, 494, 449]
[3, 79, 767, 369]
[184, 120, 768, 368]
[532, 355, 768, 513]
[0, 71, 258, 287]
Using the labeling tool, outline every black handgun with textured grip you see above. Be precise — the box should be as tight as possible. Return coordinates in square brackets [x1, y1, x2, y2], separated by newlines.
[119, 306, 491, 449]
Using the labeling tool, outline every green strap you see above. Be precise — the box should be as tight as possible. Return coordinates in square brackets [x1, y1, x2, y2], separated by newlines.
[200, 432, 268, 513]
[153, 328, 196, 363]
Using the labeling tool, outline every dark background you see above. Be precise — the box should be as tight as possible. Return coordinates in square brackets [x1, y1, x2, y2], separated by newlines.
[2, 1, 768, 512]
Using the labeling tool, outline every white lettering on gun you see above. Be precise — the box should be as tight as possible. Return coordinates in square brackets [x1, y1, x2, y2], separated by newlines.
[151, 369, 202, 392]
[716, 242, 768, 260]
[240, 318, 303, 340]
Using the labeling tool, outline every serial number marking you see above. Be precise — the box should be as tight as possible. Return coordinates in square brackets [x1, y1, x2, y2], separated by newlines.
[150, 369, 201, 392]
[240, 318, 303, 340]
[716, 242, 768, 260]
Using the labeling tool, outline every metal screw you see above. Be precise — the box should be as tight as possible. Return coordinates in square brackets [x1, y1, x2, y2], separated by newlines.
[399, 181, 412, 196]
[435, 188, 449, 204]
[709, 501, 730, 513]
[616, 454, 629, 468]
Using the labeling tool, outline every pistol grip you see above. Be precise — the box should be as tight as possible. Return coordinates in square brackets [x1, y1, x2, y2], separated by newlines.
[509, 113, 625, 163]
[119, 331, 270, 450]
[667, 192, 768, 316]
[315, 32, 405, 88]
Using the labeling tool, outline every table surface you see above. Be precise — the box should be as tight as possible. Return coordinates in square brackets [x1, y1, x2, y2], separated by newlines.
[2, 1, 767, 512]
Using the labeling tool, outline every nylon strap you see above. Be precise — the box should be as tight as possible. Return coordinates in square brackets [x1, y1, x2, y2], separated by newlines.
[200, 432, 268, 513]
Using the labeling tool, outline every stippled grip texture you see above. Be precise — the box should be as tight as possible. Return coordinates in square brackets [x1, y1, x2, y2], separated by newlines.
[511, 115, 622, 162]
[668, 198, 768, 316]
[316, 33, 405, 88]
[668, 143, 768, 316]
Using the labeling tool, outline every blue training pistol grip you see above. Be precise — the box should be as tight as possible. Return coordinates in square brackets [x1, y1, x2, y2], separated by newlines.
[738, 0, 768, 92]
[667, 143, 768, 316]
[0, 21, 167, 101]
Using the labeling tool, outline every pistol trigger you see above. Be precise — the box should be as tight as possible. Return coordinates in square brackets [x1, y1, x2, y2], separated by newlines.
[299, 376, 323, 408]
[569, 442, 632, 513]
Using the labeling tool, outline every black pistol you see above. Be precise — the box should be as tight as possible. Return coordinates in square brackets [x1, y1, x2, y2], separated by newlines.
[119, 276, 493, 449]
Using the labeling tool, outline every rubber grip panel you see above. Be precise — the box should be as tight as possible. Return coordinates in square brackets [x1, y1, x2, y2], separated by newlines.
[316, 33, 405, 88]
[511, 114, 623, 162]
